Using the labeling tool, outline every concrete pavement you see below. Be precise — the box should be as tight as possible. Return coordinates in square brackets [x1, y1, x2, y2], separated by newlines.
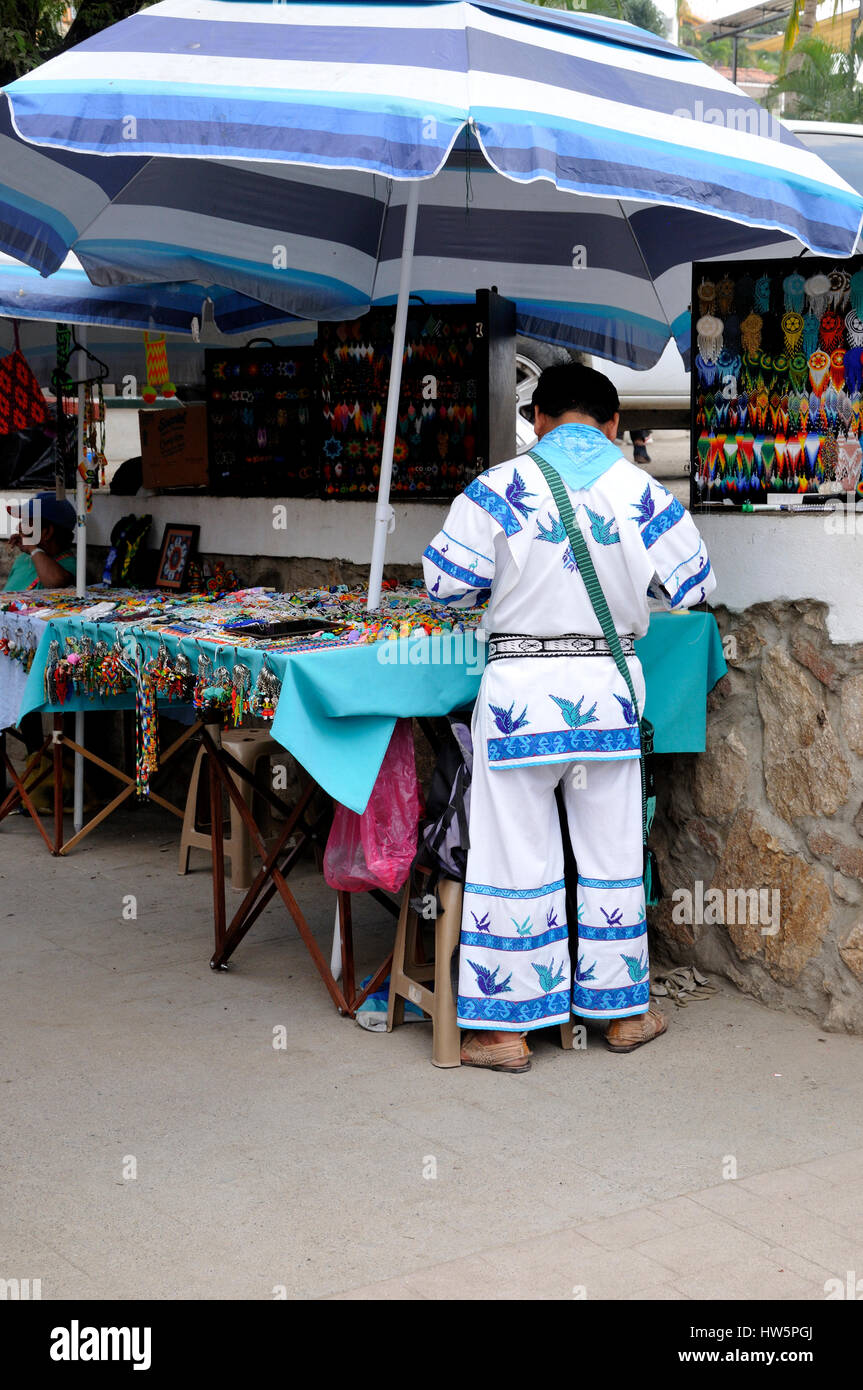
[2, 800, 862, 1301]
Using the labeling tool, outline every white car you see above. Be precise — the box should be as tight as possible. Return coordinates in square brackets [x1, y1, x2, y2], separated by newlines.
[517, 120, 863, 444]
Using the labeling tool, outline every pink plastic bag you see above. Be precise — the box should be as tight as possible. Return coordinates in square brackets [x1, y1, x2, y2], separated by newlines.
[323, 719, 422, 893]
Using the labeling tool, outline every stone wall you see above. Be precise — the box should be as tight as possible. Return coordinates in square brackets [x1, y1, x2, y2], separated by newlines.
[649, 600, 863, 1035]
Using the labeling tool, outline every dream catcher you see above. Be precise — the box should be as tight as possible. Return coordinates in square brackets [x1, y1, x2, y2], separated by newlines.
[696, 315, 724, 364]
[804, 273, 831, 317]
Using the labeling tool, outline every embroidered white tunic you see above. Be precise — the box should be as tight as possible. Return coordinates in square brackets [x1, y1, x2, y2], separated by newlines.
[423, 427, 715, 769]
[422, 423, 715, 1027]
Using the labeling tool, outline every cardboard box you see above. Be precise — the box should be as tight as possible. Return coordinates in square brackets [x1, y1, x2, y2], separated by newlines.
[140, 403, 208, 489]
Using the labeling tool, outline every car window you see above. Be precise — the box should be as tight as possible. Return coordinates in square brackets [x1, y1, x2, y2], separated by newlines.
[795, 132, 863, 194]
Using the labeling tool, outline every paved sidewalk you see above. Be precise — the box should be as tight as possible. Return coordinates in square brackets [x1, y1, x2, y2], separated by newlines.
[2, 804, 862, 1301]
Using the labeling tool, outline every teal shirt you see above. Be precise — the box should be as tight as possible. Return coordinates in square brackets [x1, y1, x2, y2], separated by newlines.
[4, 549, 76, 592]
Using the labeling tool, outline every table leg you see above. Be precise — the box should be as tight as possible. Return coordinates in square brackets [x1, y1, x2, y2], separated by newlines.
[337, 891, 355, 1015]
[205, 717, 227, 960]
[52, 714, 63, 855]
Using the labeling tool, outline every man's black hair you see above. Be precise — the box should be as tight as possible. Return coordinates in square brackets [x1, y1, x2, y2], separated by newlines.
[531, 361, 620, 425]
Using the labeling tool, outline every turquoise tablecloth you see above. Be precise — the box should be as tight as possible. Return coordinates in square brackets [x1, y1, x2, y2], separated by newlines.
[18, 610, 726, 813]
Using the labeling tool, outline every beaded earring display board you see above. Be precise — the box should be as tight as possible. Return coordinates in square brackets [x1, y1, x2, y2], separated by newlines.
[690, 255, 863, 508]
[318, 289, 515, 501]
[205, 343, 318, 498]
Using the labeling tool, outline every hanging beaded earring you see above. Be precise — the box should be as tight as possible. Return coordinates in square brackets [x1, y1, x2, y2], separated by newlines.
[696, 277, 716, 317]
[781, 311, 804, 356]
[696, 315, 724, 363]
[740, 314, 762, 354]
[782, 271, 806, 313]
[804, 273, 831, 317]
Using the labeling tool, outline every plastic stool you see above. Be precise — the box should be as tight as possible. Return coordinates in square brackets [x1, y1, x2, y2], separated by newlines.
[387, 876, 574, 1067]
[178, 728, 283, 892]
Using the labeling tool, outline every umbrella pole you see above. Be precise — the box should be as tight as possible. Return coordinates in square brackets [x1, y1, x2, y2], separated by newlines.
[74, 327, 87, 831]
[367, 180, 420, 612]
[75, 326, 87, 599]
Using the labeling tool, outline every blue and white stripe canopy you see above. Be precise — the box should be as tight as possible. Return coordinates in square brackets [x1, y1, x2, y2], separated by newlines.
[1, 0, 861, 370]
[0, 250, 296, 336]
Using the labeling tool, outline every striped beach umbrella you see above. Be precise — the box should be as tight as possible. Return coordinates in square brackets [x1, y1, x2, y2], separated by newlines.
[0, 250, 297, 340]
[2, 0, 861, 601]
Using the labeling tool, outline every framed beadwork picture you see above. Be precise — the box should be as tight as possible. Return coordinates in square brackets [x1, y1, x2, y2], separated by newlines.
[155, 523, 199, 591]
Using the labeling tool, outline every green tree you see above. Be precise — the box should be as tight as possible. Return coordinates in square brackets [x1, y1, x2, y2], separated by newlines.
[0, 0, 64, 83]
[770, 34, 863, 121]
[0, 0, 144, 85]
[531, 0, 668, 39]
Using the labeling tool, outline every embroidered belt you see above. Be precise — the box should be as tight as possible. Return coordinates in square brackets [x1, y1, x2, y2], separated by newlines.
[487, 632, 635, 662]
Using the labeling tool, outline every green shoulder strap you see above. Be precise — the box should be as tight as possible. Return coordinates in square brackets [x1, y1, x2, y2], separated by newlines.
[528, 448, 649, 846]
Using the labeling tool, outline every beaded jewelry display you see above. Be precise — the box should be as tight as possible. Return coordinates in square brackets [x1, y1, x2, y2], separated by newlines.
[830, 349, 846, 392]
[850, 268, 863, 318]
[740, 314, 762, 354]
[251, 664, 282, 721]
[696, 314, 724, 363]
[230, 664, 251, 727]
[696, 277, 716, 316]
[808, 350, 831, 396]
[782, 271, 806, 313]
[845, 310, 863, 347]
[781, 311, 804, 355]
[819, 310, 844, 353]
[804, 273, 831, 317]
[753, 274, 771, 314]
[829, 267, 851, 310]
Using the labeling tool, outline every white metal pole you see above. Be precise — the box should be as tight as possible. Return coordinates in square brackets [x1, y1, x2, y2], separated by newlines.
[75, 326, 87, 598]
[366, 180, 421, 612]
[73, 326, 87, 829]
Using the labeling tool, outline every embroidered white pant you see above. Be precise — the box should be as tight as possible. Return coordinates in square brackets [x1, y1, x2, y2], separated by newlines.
[457, 753, 648, 1030]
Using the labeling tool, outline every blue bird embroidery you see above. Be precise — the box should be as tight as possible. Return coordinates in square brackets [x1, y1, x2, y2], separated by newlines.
[471, 911, 491, 933]
[584, 506, 620, 545]
[614, 693, 637, 725]
[439, 544, 449, 554]
[505, 468, 538, 518]
[511, 915, 533, 936]
[430, 576, 441, 595]
[467, 959, 513, 997]
[536, 511, 567, 544]
[631, 484, 655, 527]
[621, 951, 649, 982]
[468, 556, 479, 572]
[562, 543, 579, 574]
[601, 906, 623, 927]
[549, 693, 599, 729]
[489, 701, 529, 735]
[533, 958, 567, 993]
[576, 955, 597, 982]
[546, 905, 559, 930]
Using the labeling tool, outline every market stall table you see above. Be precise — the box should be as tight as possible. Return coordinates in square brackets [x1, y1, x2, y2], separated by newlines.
[1, 583, 727, 1013]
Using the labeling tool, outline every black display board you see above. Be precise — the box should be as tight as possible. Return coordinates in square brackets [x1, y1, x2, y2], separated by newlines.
[690, 256, 863, 509]
[318, 290, 516, 500]
[204, 342, 317, 496]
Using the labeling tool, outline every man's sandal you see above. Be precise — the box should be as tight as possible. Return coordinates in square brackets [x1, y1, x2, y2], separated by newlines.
[460, 1032, 532, 1073]
[605, 1005, 668, 1054]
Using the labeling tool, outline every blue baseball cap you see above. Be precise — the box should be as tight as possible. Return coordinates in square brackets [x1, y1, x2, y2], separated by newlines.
[6, 491, 77, 531]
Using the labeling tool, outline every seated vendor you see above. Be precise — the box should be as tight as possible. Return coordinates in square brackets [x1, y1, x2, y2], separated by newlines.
[3, 492, 77, 591]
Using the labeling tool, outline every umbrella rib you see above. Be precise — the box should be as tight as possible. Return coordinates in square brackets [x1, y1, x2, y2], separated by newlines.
[367, 174, 393, 309]
[616, 197, 674, 364]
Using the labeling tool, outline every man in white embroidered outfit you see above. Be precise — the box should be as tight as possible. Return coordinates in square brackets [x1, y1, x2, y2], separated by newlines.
[422, 363, 716, 1073]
